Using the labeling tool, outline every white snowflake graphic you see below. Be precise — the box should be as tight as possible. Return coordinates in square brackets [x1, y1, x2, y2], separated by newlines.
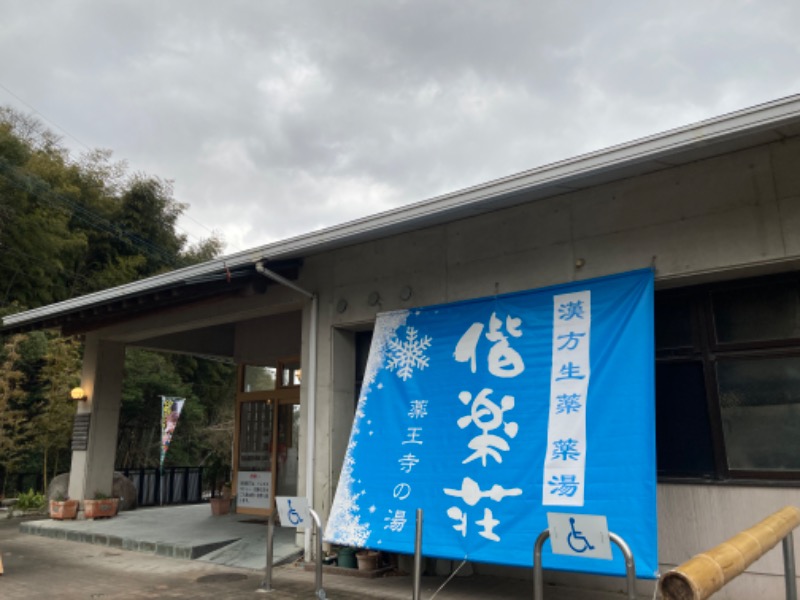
[386, 326, 433, 381]
[325, 440, 371, 547]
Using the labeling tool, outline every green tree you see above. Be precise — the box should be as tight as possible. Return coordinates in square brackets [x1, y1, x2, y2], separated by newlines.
[168, 355, 236, 477]
[0, 106, 230, 491]
[30, 333, 82, 490]
[0, 120, 87, 308]
[117, 349, 191, 468]
[116, 351, 236, 473]
[0, 334, 32, 495]
[0, 106, 224, 310]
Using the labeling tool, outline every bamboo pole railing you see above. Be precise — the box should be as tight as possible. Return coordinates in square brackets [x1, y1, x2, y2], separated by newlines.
[660, 505, 800, 600]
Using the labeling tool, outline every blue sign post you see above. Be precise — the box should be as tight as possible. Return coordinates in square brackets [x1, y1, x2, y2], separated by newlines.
[325, 269, 657, 579]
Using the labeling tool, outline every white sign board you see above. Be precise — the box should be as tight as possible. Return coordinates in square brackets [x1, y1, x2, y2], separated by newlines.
[237, 471, 272, 509]
[275, 496, 310, 528]
[546, 513, 613, 560]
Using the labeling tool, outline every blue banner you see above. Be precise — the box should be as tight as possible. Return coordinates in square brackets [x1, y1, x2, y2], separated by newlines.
[325, 269, 657, 578]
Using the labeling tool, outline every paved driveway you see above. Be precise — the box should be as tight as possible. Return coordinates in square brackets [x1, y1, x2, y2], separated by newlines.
[2, 515, 654, 599]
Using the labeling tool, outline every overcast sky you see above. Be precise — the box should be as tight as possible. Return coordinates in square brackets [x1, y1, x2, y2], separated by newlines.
[2, 1, 799, 254]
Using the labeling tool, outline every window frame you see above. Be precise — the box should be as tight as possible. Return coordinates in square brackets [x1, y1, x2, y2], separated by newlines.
[655, 272, 800, 485]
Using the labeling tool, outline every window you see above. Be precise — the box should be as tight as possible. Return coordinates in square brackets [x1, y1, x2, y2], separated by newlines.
[711, 280, 800, 344]
[656, 273, 800, 483]
[242, 366, 277, 392]
[280, 358, 301, 388]
[238, 400, 273, 471]
[655, 361, 716, 478]
[717, 356, 800, 472]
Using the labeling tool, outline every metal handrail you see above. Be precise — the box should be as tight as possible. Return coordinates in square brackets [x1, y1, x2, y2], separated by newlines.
[783, 531, 797, 600]
[259, 512, 276, 592]
[309, 509, 326, 599]
[259, 507, 326, 599]
[784, 532, 797, 600]
[413, 508, 423, 600]
[533, 529, 637, 600]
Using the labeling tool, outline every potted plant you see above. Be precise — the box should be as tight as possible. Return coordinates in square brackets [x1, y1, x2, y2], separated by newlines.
[210, 483, 232, 515]
[83, 491, 119, 519]
[221, 482, 232, 499]
[209, 496, 231, 515]
[356, 550, 380, 571]
[49, 493, 78, 520]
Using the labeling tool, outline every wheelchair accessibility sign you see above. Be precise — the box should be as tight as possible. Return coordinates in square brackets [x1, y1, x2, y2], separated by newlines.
[276, 496, 310, 528]
[546, 513, 613, 560]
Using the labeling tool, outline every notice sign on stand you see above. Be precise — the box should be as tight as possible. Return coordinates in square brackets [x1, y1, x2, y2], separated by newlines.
[237, 471, 272, 509]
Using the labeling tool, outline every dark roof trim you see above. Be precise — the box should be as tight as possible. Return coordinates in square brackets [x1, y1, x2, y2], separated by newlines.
[5, 93, 800, 332]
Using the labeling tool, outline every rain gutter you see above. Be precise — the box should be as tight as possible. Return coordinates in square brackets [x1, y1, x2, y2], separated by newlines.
[5, 93, 800, 332]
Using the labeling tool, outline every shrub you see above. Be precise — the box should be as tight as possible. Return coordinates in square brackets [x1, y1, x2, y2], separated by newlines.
[16, 488, 46, 511]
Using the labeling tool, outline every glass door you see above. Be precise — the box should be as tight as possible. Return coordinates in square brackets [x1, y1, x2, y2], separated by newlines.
[276, 403, 300, 496]
[234, 359, 300, 516]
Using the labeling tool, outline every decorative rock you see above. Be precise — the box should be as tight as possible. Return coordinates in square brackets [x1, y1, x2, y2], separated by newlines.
[112, 473, 138, 511]
[47, 474, 69, 502]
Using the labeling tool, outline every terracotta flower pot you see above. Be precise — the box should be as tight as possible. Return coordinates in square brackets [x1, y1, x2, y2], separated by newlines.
[356, 550, 380, 571]
[83, 498, 119, 519]
[49, 499, 79, 520]
[210, 496, 231, 516]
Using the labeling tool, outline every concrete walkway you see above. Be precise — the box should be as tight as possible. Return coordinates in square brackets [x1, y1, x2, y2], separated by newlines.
[20, 504, 301, 570]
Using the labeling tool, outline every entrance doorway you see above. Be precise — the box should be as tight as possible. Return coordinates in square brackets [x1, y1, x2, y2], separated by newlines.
[234, 357, 300, 516]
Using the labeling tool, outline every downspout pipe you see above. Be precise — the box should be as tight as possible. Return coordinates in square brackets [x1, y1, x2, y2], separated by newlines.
[255, 261, 314, 300]
[254, 261, 318, 561]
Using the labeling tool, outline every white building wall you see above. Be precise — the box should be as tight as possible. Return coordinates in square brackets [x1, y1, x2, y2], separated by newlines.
[297, 135, 800, 596]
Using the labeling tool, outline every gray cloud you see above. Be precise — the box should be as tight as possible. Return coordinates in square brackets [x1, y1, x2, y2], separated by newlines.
[1, 0, 798, 252]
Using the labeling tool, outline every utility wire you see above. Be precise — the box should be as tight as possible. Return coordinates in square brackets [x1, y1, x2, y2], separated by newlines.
[0, 82, 91, 152]
[0, 159, 180, 268]
[0, 82, 224, 251]
[428, 559, 469, 600]
[179, 211, 238, 252]
[1, 245, 95, 289]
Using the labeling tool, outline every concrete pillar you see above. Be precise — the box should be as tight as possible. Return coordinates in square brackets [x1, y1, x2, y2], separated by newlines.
[330, 328, 357, 508]
[67, 334, 125, 501]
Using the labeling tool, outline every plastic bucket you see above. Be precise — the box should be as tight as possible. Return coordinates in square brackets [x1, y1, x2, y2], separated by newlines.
[337, 546, 357, 568]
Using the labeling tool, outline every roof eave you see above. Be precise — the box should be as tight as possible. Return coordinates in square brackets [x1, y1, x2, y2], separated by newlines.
[5, 93, 800, 331]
